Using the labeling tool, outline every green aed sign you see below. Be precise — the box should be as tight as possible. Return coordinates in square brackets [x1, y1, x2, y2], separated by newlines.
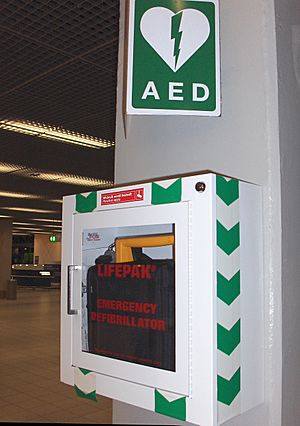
[127, 0, 220, 116]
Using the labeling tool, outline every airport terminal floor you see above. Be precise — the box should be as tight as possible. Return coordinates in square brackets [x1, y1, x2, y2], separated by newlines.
[0, 287, 112, 424]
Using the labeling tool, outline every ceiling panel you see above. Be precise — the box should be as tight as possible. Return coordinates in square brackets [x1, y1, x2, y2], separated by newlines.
[0, 1, 120, 53]
[0, 0, 120, 234]
[0, 130, 114, 178]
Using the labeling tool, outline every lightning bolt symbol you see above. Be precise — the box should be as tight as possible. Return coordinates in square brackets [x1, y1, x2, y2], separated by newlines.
[171, 11, 183, 70]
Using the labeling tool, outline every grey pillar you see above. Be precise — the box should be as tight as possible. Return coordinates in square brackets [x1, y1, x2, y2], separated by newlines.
[0, 219, 13, 299]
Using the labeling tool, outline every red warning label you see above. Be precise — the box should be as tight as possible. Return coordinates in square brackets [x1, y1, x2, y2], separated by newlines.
[101, 188, 144, 205]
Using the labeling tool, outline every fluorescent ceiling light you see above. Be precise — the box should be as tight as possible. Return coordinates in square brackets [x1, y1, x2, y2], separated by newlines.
[14, 227, 46, 232]
[49, 199, 63, 203]
[31, 218, 62, 223]
[0, 191, 39, 199]
[0, 161, 113, 188]
[14, 227, 61, 234]
[30, 172, 112, 187]
[0, 190, 60, 200]
[0, 214, 12, 218]
[2, 207, 59, 213]
[0, 119, 114, 149]
[13, 227, 58, 235]
[0, 191, 62, 204]
[13, 222, 37, 226]
[0, 163, 27, 173]
[39, 224, 62, 228]
[13, 222, 62, 228]
[26, 230, 57, 235]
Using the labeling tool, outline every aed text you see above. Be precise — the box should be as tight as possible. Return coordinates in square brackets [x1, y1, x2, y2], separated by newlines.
[141, 81, 210, 102]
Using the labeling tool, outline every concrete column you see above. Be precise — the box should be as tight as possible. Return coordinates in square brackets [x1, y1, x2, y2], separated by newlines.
[274, 1, 300, 424]
[113, 0, 282, 425]
[0, 219, 13, 299]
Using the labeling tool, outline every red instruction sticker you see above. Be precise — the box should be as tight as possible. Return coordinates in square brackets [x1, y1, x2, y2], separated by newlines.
[101, 188, 144, 205]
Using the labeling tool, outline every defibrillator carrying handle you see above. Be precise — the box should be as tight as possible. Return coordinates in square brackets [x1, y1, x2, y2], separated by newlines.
[67, 265, 80, 315]
[115, 233, 175, 263]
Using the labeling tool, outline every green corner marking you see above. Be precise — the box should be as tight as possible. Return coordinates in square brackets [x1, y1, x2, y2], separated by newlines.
[74, 385, 97, 401]
[216, 177, 241, 408]
[76, 192, 97, 213]
[79, 367, 92, 376]
[151, 179, 182, 205]
[217, 368, 241, 406]
[217, 320, 241, 356]
[217, 221, 240, 255]
[217, 271, 240, 305]
[216, 176, 239, 206]
[155, 390, 186, 421]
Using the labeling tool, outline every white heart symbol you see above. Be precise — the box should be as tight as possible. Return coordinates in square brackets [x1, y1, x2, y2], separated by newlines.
[140, 7, 210, 72]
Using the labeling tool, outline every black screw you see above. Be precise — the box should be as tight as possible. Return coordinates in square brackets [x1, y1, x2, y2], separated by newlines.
[195, 182, 206, 192]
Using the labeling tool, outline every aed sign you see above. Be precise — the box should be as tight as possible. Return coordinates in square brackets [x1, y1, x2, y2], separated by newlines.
[127, 0, 220, 116]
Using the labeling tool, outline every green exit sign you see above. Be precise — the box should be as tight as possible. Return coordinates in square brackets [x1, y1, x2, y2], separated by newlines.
[127, 0, 220, 116]
[49, 235, 57, 243]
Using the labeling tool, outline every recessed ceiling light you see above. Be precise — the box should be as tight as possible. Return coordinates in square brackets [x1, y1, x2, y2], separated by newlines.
[0, 163, 26, 173]
[39, 224, 62, 228]
[26, 230, 58, 235]
[31, 172, 112, 187]
[49, 199, 63, 203]
[0, 191, 63, 203]
[13, 222, 62, 228]
[0, 119, 114, 149]
[14, 227, 46, 232]
[13, 222, 62, 232]
[0, 190, 49, 200]
[0, 161, 113, 188]
[13, 222, 35, 226]
[31, 218, 62, 223]
[2, 207, 59, 213]
[0, 191, 35, 199]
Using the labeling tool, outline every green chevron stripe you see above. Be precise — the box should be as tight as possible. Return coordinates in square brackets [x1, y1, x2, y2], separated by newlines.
[216, 176, 239, 206]
[79, 367, 92, 376]
[218, 320, 241, 355]
[151, 178, 182, 205]
[217, 271, 240, 305]
[76, 192, 97, 213]
[74, 385, 97, 401]
[217, 221, 240, 255]
[155, 390, 186, 421]
[217, 368, 241, 405]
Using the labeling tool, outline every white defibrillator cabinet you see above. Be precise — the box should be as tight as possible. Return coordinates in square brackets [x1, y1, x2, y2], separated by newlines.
[60, 172, 263, 425]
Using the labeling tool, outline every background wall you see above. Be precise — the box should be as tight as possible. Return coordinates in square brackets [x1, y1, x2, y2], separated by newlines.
[113, 0, 283, 425]
[34, 234, 61, 265]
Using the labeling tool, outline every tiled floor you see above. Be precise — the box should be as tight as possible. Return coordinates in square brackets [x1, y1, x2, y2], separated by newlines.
[0, 287, 112, 423]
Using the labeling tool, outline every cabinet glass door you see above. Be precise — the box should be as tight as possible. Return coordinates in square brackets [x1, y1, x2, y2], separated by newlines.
[70, 203, 190, 395]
